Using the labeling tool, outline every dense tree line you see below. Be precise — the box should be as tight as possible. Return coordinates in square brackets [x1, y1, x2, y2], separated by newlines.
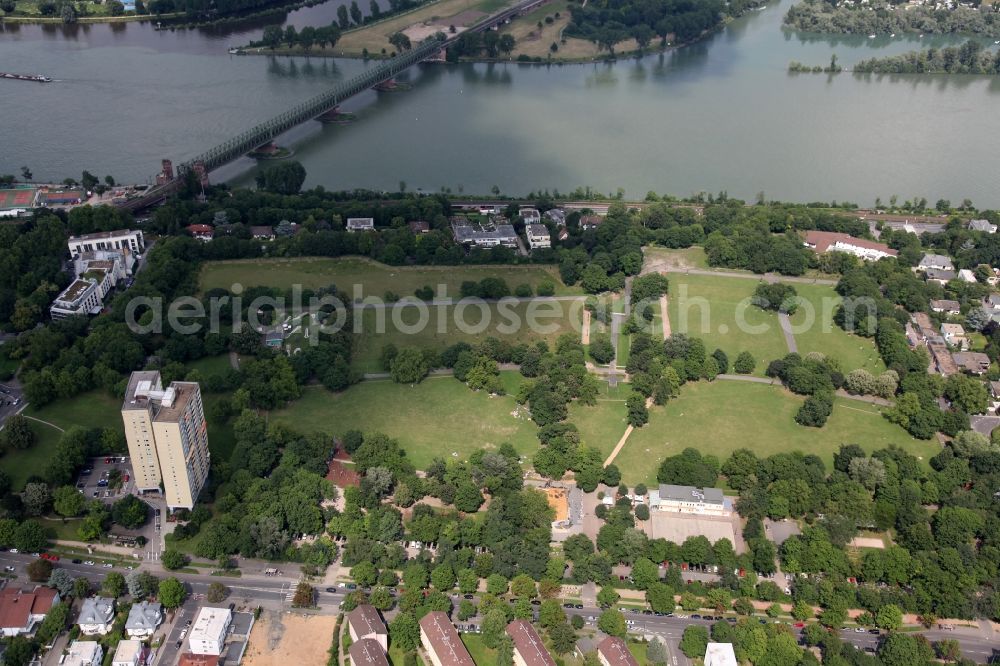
[784, 0, 1000, 38]
[855, 40, 1000, 74]
[565, 0, 726, 54]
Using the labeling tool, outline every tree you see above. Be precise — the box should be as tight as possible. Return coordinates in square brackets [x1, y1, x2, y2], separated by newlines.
[733, 351, 755, 374]
[646, 638, 668, 664]
[27, 558, 53, 582]
[549, 622, 577, 654]
[510, 574, 537, 599]
[390, 347, 429, 384]
[159, 577, 186, 609]
[626, 392, 649, 427]
[646, 582, 674, 613]
[48, 568, 75, 596]
[352, 561, 378, 587]
[112, 495, 148, 528]
[679, 624, 709, 657]
[589, 334, 615, 364]
[255, 161, 307, 195]
[944, 373, 988, 415]
[431, 564, 456, 591]
[337, 4, 349, 27]
[390, 612, 421, 651]
[597, 609, 627, 637]
[389, 31, 412, 52]
[876, 603, 903, 631]
[127, 571, 159, 599]
[349, 0, 362, 24]
[14, 520, 47, 552]
[21, 482, 50, 516]
[482, 607, 509, 648]
[486, 573, 508, 595]
[1, 414, 35, 450]
[52, 485, 86, 518]
[597, 586, 620, 608]
[161, 549, 189, 571]
[292, 582, 315, 607]
[101, 571, 126, 598]
[498, 33, 515, 56]
[207, 582, 228, 603]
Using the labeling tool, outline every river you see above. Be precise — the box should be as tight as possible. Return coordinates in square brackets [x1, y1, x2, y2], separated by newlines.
[1, 0, 999, 204]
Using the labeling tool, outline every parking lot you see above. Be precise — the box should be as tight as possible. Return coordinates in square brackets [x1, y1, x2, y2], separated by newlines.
[75, 455, 134, 504]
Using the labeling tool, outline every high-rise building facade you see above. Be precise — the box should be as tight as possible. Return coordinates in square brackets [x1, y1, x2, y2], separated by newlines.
[121, 371, 210, 510]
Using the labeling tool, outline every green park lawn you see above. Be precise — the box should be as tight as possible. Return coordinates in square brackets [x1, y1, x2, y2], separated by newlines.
[186, 353, 234, 378]
[568, 396, 629, 460]
[269, 373, 541, 469]
[615, 380, 940, 486]
[199, 257, 576, 297]
[788, 283, 884, 373]
[352, 299, 584, 373]
[461, 634, 497, 665]
[1, 390, 123, 490]
[666, 274, 788, 374]
[642, 245, 710, 271]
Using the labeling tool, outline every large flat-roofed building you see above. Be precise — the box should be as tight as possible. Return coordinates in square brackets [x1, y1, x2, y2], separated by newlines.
[506, 620, 555, 666]
[188, 607, 231, 656]
[64, 641, 103, 666]
[451, 219, 519, 248]
[651, 485, 730, 516]
[802, 231, 897, 261]
[347, 605, 388, 652]
[419, 611, 474, 666]
[50, 278, 103, 320]
[348, 638, 390, 666]
[122, 371, 210, 510]
[68, 229, 144, 256]
[596, 636, 639, 666]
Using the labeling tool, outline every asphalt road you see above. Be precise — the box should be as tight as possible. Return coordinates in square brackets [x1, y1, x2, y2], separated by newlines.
[1, 552, 997, 664]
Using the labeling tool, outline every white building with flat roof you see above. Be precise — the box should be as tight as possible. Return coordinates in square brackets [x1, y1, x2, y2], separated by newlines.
[188, 607, 232, 656]
[68, 229, 144, 256]
[651, 485, 731, 516]
[111, 639, 147, 666]
[704, 643, 738, 666]
[64, 641, 103, 666]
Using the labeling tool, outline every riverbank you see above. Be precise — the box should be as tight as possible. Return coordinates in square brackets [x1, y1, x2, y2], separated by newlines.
[784, 0, 1000, 38]
[0, 11, 182, 23]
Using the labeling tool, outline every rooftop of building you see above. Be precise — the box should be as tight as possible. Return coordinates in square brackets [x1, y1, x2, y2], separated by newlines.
[56, 279, 97, 304]
[801, 230, 897, 256]
[0, 586, 57, 630]
[177, 654, 219, 666]
[526, 223, 549, 236]
[78, 597, 114, 625]
[505, 620, 555, 666]
[658, 484, 725, 505]
[348, 638, 390, 666]
[112, 639, 144, 663]
[347, 605, 387, 637]
[153, 381, 199, 423]
[190, 607, 231, 642]
[419, 611, 474, 666]
[597, 636, 639, 666]
[122, 370, 163, 412]
[69, 229, 139, 242]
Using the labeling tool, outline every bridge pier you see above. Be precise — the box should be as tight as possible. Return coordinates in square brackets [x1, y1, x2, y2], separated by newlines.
[373, 78, 397, 92]
[316, 106, 356, 124]
[248, 142, 292, 160]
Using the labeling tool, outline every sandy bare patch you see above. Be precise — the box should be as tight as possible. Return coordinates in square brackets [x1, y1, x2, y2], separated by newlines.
[849, 536, 886, 549]
[435, 8, 487, 25]
[242, 611, 338, 666]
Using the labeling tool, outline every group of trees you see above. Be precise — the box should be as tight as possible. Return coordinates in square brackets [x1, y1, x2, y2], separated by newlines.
[855, 40, 1000, 75]
[766, 352, 843, 427]
[446, 30, 516, 61]
[258, 23, 342, 51]
[784, 0, 1000, 39]
[565, 0, 730, 54]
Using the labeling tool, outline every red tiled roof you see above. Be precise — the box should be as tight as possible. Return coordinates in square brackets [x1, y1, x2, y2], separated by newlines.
[597, 636, 639, 666]
[419, 611, 474, 666]
[348, 638, 390, 666]
[186, 224, 214, 235]
[506, 620, 555, 666]
[801, 230, 897, 256]
[0, 587, 56, 630]
[178, 654, 219, 666]
[347, 605, 386, 638]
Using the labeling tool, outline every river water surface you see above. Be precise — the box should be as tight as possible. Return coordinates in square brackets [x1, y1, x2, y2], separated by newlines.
[1, 1, 998, 204]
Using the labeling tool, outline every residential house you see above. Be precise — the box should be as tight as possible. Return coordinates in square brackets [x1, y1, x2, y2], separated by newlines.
[650, 485, 731, 516]
[249, 226, 275, 240]
[580, 215, 602, 230]
[64, 641, 103, 666]
[544, 209, 566, 226]
[801, 231, 897, 261]
[111, 639, 149, 666]
[928, 339, 958, 376]
[348, 638, 390, 666]
[78, 597, 115, 635]
[704, 643, 738, 666]
[970, 219, 997, 234]
[959, 269, 978, 283]
[346, 605, 388, 652]
[186, 224, 215, 241]
[525, 224, 551, 250]
[596, 636, 639, 666]
[919, 253, 955, 272]
[0, 586, 59, 637]
[506, 619, 555, 666]
[188, 607, 231, 656]
[952, 352, 991, 375]
[125, 601, 162, 639]
[347, 218, 375, 232]
[177, 655, 219, 666]
[941, 323, 969, 350]
[924, 268, 957, 285]
[930, 299, 961, 315]
[519, 207, 541, 225]
[408, 220, 430, 234]
[419, 611, 474, 666]
[990, 381, 1000, 412]
[451, 220, 518, 248]
[557, 228, 569, 242]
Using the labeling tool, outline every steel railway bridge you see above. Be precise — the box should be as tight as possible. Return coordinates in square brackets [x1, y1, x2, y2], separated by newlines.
[119, 0, 542, 212]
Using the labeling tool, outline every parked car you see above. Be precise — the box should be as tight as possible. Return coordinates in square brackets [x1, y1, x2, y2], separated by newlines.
[71, 559, 82, 564]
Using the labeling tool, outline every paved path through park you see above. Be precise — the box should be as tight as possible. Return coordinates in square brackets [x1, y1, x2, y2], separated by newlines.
[778, 312, 798, 353]
[660, 295, 670, 339]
